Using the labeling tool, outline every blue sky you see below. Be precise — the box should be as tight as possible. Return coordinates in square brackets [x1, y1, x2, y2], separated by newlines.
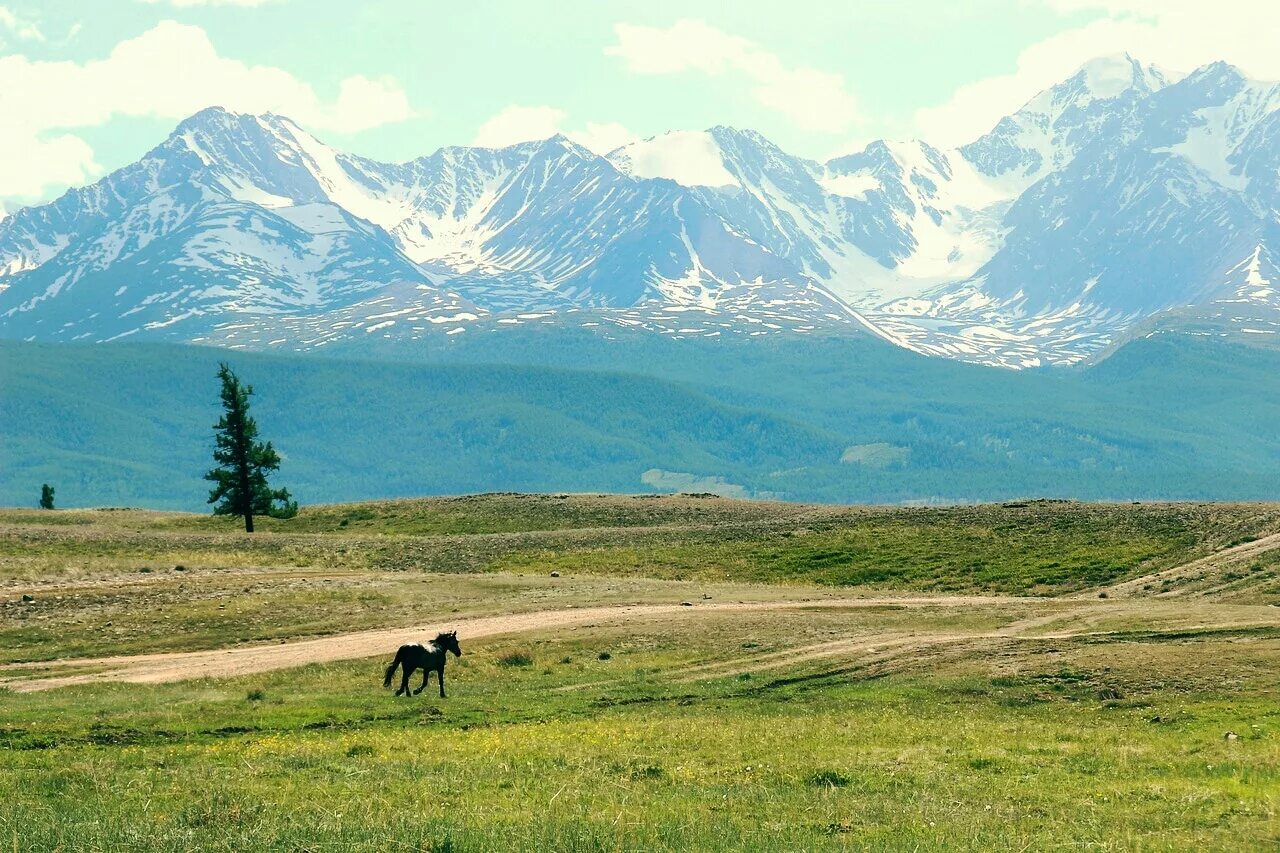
[2, 0, 1277, 209]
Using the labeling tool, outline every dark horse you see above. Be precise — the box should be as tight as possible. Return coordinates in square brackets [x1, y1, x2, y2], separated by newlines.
[384, 631, 462, 697]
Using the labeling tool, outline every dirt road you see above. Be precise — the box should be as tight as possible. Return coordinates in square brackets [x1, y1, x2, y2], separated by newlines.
[10, 524, 1280, 694]
[1087, 530, 1280, 599]
[0, 596, 1018, 692]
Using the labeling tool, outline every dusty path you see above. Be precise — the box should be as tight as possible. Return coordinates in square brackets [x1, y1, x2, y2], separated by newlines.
[0, 596, 1018, 693]
[12, 523, 1280, 694]
[1088, 530, 1280, 599]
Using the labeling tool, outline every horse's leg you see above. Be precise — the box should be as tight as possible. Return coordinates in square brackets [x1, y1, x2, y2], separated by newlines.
[438, 666, 446, 699]
[413, 668, 428, 695]
[398, 664, 412, 697]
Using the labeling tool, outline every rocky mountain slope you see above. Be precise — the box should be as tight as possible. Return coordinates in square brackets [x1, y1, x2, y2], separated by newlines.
[2, 53, 1277, 369]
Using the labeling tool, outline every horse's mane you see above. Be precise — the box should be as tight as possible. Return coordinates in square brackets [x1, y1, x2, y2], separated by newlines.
[432, 631, 455, 644]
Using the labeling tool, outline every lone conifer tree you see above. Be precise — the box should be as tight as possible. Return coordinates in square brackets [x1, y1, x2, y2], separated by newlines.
[39, 484, 55, 510]
[205, 363, 297, 532]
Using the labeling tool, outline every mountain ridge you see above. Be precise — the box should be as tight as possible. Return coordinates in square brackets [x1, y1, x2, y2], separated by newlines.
[2, 53, 1277, 369]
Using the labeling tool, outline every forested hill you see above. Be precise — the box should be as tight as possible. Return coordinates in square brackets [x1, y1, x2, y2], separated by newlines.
[4, 330, 1279, 509]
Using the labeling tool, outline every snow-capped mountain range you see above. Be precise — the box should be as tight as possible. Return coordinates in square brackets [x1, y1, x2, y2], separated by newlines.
[2, 53, 1278, 368]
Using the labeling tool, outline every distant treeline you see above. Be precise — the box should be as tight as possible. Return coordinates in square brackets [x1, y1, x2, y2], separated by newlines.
[3, 327, 1278, 509]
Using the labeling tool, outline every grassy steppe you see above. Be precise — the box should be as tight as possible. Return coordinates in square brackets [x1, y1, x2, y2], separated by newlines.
[4, 616, 1280, 850]
[3, 495, 1280, 850]
[5, 496, 1280, 664]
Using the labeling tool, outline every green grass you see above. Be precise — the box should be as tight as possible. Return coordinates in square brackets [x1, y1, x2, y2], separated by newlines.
[160, 493, 817, 536]
[3, 620, 1279, 851]
[484, 500, 1280, 593]
[5, 496, 1280, 665]
[8, 497, 1276, 589]
[6, 495, 1280, 849]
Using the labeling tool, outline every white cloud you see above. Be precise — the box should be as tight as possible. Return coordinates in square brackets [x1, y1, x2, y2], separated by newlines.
[571, 121, 638, 155]
[606, 19, 858, 134]
[0, 135, 98, 200]
[0, 21, 412, 202]
[472, 105, 567, 148]
[471, 105, 637, 154]
[0, 5, 44, 42]
[607, 19, 754, 76]
[915, 1, 1280, 146]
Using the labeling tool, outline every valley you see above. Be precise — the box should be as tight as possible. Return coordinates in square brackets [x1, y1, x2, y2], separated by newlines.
[6, 5, 1280, 850]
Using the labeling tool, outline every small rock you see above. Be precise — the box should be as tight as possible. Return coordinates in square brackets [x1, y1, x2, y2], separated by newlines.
[1225, 731, 1239, 741]
[680, 601, 693, 607]
[20, 594, 34, 603]
[550, 571, 560, 578]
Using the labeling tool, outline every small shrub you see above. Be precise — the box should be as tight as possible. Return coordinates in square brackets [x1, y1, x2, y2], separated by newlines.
[425, 835, 457, 853]
[559, 656, 572, 664]
[496, 650, 534, 667]
[245, 689, 266, 702]
[345, 744, 375, 758]
[807, 770, 851, 788]
[597, 652, 612, 661]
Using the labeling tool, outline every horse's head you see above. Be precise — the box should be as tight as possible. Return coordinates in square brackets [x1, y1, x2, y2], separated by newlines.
[435, 630, 462, 657]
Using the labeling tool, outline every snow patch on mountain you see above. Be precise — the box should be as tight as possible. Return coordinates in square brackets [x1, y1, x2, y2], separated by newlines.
[609, 131, 740, 188]
[818, 173, 880, 200]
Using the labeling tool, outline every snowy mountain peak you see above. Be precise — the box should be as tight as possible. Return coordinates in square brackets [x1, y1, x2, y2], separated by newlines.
[832, 139, 951, 182]
[172, 104, 242, 131]
[958, 54, 1168, 194]
[1183, 60, 1249, 90]
[1067, 53, 1166, 103]
[4, 54, 1280, 371]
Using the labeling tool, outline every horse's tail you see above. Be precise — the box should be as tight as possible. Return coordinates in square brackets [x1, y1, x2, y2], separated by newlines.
[383, 646, 405, 687]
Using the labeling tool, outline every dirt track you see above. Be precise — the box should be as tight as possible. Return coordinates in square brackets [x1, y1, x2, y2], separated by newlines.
[9, 526, 1280, 694]
[1088, 530, 1280, 599]
[0, 596, 1018, 693]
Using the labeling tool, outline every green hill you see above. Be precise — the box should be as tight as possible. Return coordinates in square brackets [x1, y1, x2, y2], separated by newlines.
[3, 329, 1280, 509]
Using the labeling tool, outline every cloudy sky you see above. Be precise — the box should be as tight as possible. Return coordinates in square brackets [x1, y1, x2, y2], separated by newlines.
[3, 0, 1279, 209]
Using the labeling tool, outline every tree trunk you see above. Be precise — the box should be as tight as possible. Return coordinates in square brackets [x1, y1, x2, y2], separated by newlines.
[245, 512, 254, 533]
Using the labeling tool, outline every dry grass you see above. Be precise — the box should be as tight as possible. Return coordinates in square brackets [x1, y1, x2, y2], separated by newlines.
[4, 494, 1280, 849]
